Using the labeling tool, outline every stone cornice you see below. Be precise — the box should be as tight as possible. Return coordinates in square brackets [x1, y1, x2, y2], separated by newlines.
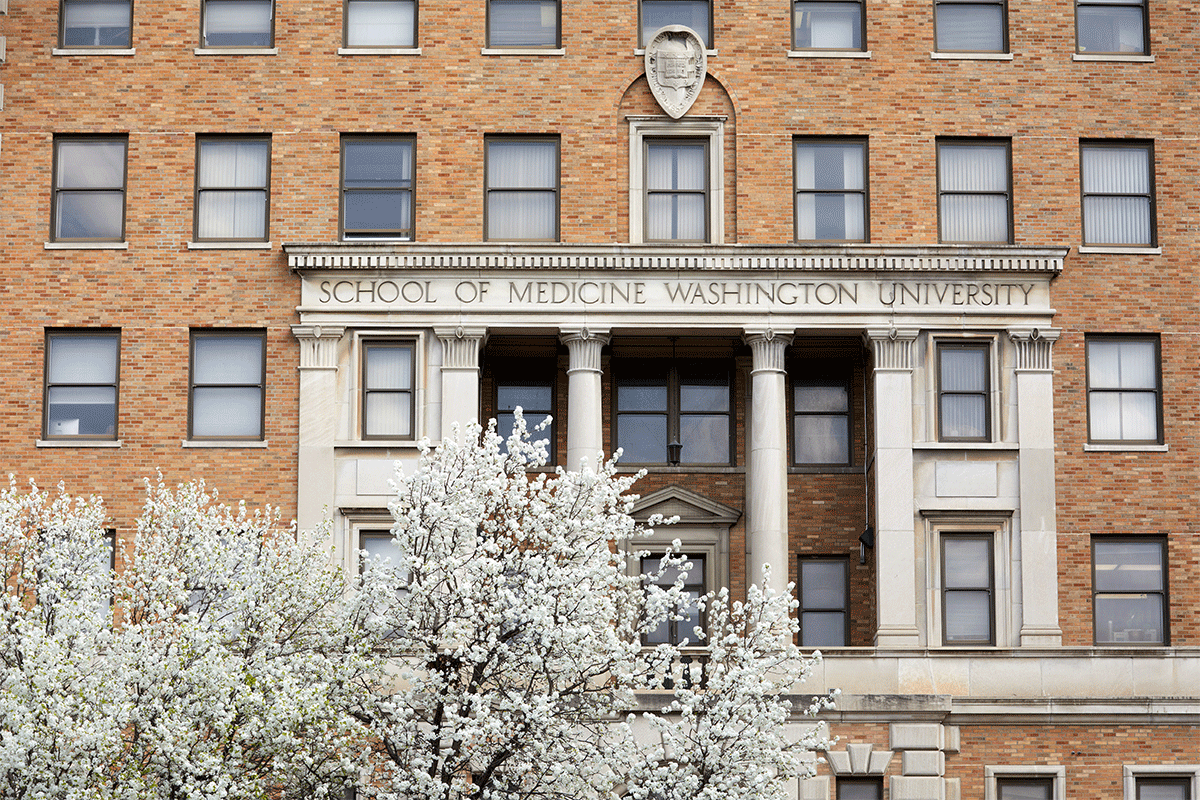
[285, 243, 1068, 274]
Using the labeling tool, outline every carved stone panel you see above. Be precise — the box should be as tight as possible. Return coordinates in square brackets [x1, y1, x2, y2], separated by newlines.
[644, 26, 706, 119]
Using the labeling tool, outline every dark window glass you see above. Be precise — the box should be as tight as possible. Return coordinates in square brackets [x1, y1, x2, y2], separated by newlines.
[1086, 336, 1161, 443]
[485, 137, 559, 241]
[793, 365, 851, 465]
[997, 778, 1053, 800]
[1080, 142, 1155, 246]
[934, 0, 1007, 52]
[488, 0, 559, 47]
[838, 779, 883, 800]
[937, 139, 1012, 243]
[195, 137, 270, 241]
[342, 136, 414, 240]
[938, 342, 989, 442]
[44, 331, 120, 440]
[794, 139, 867, 242]
[189, 332, 265, 440]
[1093, 538, 1166, 645]
[640, 0, 711, 46]
[202, 0, 273, 47]
[645, 139, 708, 243]
[798, 558, 848, 647]
[643, 554, 706, 645]
[1077, 0, 1147, 55]
[942, 534, 994, 644]
[363, 342, 415, 439]
[52, 137, 128, 242]
[616, 361, 731, 465]
[497, 373, 554, 458]
[61, 0, 132, 47]
[345, 0, 416, 47]
[793, 1, 864, 50]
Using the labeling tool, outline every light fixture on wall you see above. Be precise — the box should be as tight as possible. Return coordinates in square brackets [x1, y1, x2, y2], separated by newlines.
[668, 337, 682, 465]
[859, 525, 875, 565]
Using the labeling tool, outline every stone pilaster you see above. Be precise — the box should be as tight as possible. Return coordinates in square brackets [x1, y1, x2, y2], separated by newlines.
[743, 329, 792, 596]
[559, 327, 610, 472]
[434, 326, 487, 441]
[292, 324, 346, 537]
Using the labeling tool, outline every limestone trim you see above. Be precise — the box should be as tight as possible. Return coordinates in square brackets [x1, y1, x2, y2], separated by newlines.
[920, 513, 1015, 648]
[744, 329, 792, 374]
[985, 766, 1065, 800]
[293, 324, 346, 370]
[433, 326, 488, 369]
[285, 243, 1068, 274]
[1008, 327, 1060, 371]
[826, 743, 894, 776]
[559, 328, 611, 373]
[1122, 766, 1200, 800]
[628, 117, 725, 244]
[864, 327, 919, 371]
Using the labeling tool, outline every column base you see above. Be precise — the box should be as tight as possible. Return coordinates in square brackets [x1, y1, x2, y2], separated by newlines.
[1019, 627, 1064, 647]
[874, 625, 922, 648]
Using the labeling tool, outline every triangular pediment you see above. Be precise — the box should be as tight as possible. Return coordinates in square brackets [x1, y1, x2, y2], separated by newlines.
[630, 485, 741, 525]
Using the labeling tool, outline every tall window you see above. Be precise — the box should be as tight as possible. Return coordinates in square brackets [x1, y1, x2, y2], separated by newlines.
[201, 0, 273, 47]
[997, 778, 1054, 800]
[44, 331, 120, 440]
[344, 0, 416, 48]
[792, 363, 851, 465]
[640, 0, 711, 46]
[645, 139, 709, 243]
[937, 139, 1012, 243]
[938, 342, 990, 442]
[488, 0, 559, 47]
[1086, 336, 1161, 444]
[195, 136, 270, 241]
[794, 139, 867, 242]
[615, 361, 731, 465]
[642, 554, 706, 645]
[798, 557, 849, 647]
[1080, 141, 1155, 247]
[362, 341, 415, 439]
[60, 0, 132, 47]
[341, 136, 415, 240]
[941, 533, 994, 645]
[792, 1, 864, 50]
[485, 137, 559, 241]
[1077, 0, 1148, 54]
[52, 136, 128, 242]
[1093, 537, 1166, 645]
[189, 331, 265, 440]
[934, 0, 1007, 52]
[496, 369, 555, 459]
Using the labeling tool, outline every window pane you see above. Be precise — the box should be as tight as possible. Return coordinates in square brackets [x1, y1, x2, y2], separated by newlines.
[935, 3, 1004, 51]
[487, 191, 557, 240]
[488, 141, 557, 188]
[197, 191, 268, 239]
[648, 143, 707, 191]
[489, 0, 557, 46]
[199, 140, 269, 188]
[360, 532, 402, 572]
[47, 386, 117, 436]
[365, 392, 413, 437]
[647, 194, 706, 240]
[617, 415, 667, 462]
[642, 0, 710, 44]
[344, 140, 413, 188]
[366, 345, 413, 390]
[838, 780, 882, 800]
[1082, 146, 1150, 194]
[1083, 196, 1152, 245]
[679, 415, 729, 463]
[680, 380, 728, 412]
[941, 395, 987, 439]
[1096, 594, 1163, 643]
[56, 193, 123, 239]
[941, 194, 1009, 242]
[347, 0, 416, 47]
[801, 561, 846, 608]
[194, 336, 263, 384]
[344, 191, 412, 236]
[1138, 781, 1188, 800]
[796, 193, 865, 241]
[204, 0, 272, 46]
[944, 538, 991, 589]
[1089, 338, 1158, 388]
[941, 348, 987, 391]
[793, 2, 861, 49]
[48, 335, 119, 384]
[1095, 541, 1163, 591]
[617, 381, 668, 412]
[795, 384, 849, 412]
[998, 781, 1053, 800]
[63, 0, 131, 47]
[192, 387, 262, 437]
[940, 144, 1008, 191]
[944, 590, 991, 642]
[1078, 5, 1145, 54]
[498, 385, 552, 411]
[58, 140, 126, 188]
[801, 612, 846, 647]
[794, 415, 849, 464]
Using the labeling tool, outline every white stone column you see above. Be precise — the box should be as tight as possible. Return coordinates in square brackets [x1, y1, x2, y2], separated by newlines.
[434, 326, 487, 441]
[743, 330, 792, 596]
[1009, 327, 1063, 646]
[864, 328, 921, 647]
[292, 324, 346, 537]
[559, 327, 610, 472]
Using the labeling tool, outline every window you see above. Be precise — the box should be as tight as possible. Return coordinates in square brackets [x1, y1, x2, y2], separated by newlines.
[837, 779, 883, 800]
[194, 136, 270, 241]
[794, 139, 867, 242]
[997, 778, 1054, 800]
[485, 137, 559, 241]
[60, 0, 132, 47]
[43, 330, 120, 440]
[1077, 0, 1148, 54]
[344, 0, 416, 48]
[1093, 537, 1166, 645]
[934, 0, 1007, 52]
[201, 0, 273, 47]
[937, 342, 990, 442]
[642, 553, 706, 645]
[1086, 336, 1161, 444]
[1080, 141, 1155, 247]
[1136, 779, 1191, 800]
[488, 0, 559, 47]
[792, 364, 851, 465]
[645, 138, 709, 243]
[341, 136, 415, 240]
[640, 0, 711, 47]
[615, 360, 731, 465]
[792, 1, 864, 50]
[362, 341, 415, 439]
[937, 139, 1012, 243]
[798, 557, 849, 647]
[986, 767, 1066, 800]
[496, 370, 555, 460]
[52, 136, 128, 242]
[189, 331, 265, 440]
[359, 530, 402, 577]
[941, 533, 994, 645]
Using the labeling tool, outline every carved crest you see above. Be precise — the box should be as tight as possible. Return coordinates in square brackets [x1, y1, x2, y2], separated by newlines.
[644, 26, 707, 119]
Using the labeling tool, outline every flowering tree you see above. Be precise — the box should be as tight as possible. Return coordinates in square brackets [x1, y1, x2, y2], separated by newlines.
[350, 415, 832, 800]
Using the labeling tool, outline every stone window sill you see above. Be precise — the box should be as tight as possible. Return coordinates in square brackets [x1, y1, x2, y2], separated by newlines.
[1083, 443, 1168, 453]
[912, 441, 1020, 451]
[182, 439, 269, 448]
[188, 241, 273, 250]
[194, 47, 278, 56]
[335, 440, 420, 448]
[45, 241, 128, 250]
[930, 51, 1013, 60]
[37, 439, 122, 448]
[338, 47, 422, 55]
[481, 47, 565, 55]
[1073, 53, 1154, 62]
[635, 48, 717, 57]
[1077, 245, 1161, 255]
[788, 49, 871, 58]
[53, 47, 135, 56]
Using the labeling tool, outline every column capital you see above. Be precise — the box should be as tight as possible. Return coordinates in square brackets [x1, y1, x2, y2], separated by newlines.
[434, 326, 488, 369]
[1008, 326, 1061, 372]
[559, 328, 610, 374]
[743, 329, 793, 374]
[863, 327, 919, 371]
[291, 324, 346, 370]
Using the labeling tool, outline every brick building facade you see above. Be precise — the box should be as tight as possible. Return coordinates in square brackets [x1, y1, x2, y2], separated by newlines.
[1, 0, 1197, 798]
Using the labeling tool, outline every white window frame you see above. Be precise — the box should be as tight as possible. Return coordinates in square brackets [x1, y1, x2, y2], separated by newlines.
[985, 766, 1065, 800]
[924, 332, 1001, 445]
[628, 116, 725, 245]
[342, 514, 400, 581]
[922, 514, 1014, 648]
[1124, 767, 1200, 800]
[353, 330, 425, 444]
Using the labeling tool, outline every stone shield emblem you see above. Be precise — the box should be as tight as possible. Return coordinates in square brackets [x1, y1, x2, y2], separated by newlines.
[645, 26, 707, 119]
